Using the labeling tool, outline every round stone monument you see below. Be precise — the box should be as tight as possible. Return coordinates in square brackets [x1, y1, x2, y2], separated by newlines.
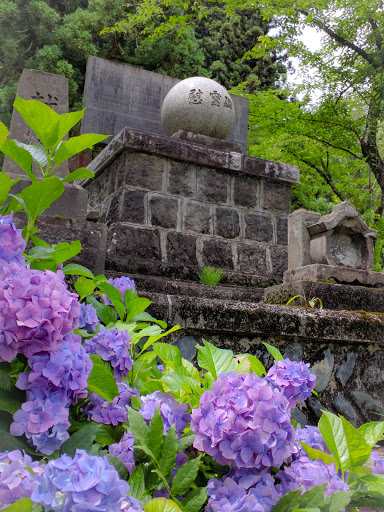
[161, 77, 235, 140]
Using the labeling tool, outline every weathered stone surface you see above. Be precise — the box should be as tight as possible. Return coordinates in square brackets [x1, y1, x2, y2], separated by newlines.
[171, 130, 242, 153]
[311, 348, 334, 393]
[161, 77, 235, 139]
[197, 168, 229, 204]
[172, 336, 198, 361]
[168, 162, 196, 197]
[233, 175, 259, 208]
[238, 244, 269, 274]
[121, 189, 146, 224]
[362, 350, 384, 387]
[244, 213, 273, 242]
[11, 180, 88, 220]
[269, 246, 288, 276]
[81, 56, 249, 153]
[288, 210, 322, 270]
[262, 181, 292, 214]
[336, 352, 358, 387]
[243, 157, 300, 184]
[106, 225, 161, 266]
[307, 398, 331, 419]
[333, 393, 358, 426]
[5, 69, 69, 178]
[125, 152, 164, 191]
[283, 343, 303, 362]
[184, 200, 211, 234]
[291, 407, 307, 427]
[106, 193, 121, 225]
[166, 232, 197, 265]
[14, 214, 107, 274]
[150, 195, 179, 229]
[276, 216, 288, 245]
[350, 390, 384, 421]
[202, 239, 233, 269]
[284, 264, 384, 287]
[216, 207, 240, 239]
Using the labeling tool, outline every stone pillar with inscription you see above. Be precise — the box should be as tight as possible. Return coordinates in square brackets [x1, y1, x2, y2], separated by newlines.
[4, 68, 69, 178]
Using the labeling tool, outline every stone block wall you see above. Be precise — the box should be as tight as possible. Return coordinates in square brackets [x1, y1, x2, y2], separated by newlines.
[84, 128, 299, 285]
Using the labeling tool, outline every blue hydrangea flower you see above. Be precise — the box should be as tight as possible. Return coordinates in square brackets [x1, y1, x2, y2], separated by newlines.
[0, 450, 43, 507]
[103, 276, 136, 305]
[31, 449, 130, 512]
[266, 359, 316, 408]
[86, 381, 140, 426]
[0, 214, 26, 274]
[140, 391, 190, 437]
[294, 425, 329, 458]
[109, 431, 136, 475]
[120, 496, 144, 512]
[371, 451, 384, 474]
[191, 372, 295, 469]
[78, 303, 99, 332]
[275, 456, 349, 498]
[84, 327, 133, 381]
[206, 470, 279, 512]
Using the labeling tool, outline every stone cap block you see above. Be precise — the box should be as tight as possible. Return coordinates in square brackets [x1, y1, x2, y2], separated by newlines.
[284, 264, 384, 288]
[80, 127, 299, 186]
[171, 130, 242, 153]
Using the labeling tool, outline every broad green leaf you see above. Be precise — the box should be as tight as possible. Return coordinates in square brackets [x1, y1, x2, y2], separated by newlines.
[292, 483, 327, 509]
[321, 490, 353, 511]
[1, 140, 34, 181]
[197, 339, 235, 380]
[56, 109, 86, 142]
[62, 167, 95, 183]
[356, 474, 384, 494]
[146, 408, 164, 460]
[299, 442, 338, 467]
[26, 241, 81, 268]
[0, 121, 9, 146]
[127, 407, 149, 445]
[126, 298, 153, 322]
[358, 421, 384, 447]
[29, 235, 50, 247]
[107, 454, 129, 480]
[14, 97, 59, 149]
[131, 395, 143, 410]
[158, 425, 178, 479]
[161, 372, 187, 392]
[98, 281, 126, 320]
[75, 276, 96, 301]
[18, 176, 64, 222]
[0, 388, 22, 414]
[62, 263, 94, 279]
[0, 171, 12, 204]
[178, 433, 194, 451]
[54, 133, 108, 166]
[144, 498, 183, 512]
[132, 312, 167, 329]
[0, 368, 12, 390]
[340, 415, 371, 470]
[87, 354, 119, 402]
[128, 465, 146, 500]
[171, 456, 201, 495]
[153, 343, 182, 370]
[125, 288, 138, 306]
[86, 295, 117, 325]
[271, 487, 303, 512]
[233, 355, 251, 374]
[60, 422, 101, 456]
[262, 342, 283, 361]
[2, 498, 34, 512]
[140, 326, 181, 353]
[247, 354, 267, 376]
[14, 141, 48, 167]
[349, 494, 384, 510]
[95, 424, 125, 445]
[180, 488, 207, 512]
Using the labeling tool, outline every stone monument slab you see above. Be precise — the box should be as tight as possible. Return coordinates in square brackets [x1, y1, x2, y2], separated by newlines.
[81, 56, 249, 154]
[4, 69, 69, 178]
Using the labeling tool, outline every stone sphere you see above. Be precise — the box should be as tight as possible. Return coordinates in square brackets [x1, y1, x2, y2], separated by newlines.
[161, 77, 235, 140]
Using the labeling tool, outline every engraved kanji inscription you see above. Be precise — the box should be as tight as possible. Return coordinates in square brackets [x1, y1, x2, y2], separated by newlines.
[31, 91, 59, 106]
[188, 88, 203, 104]
[210, 90, 222, 106]
[224, 96, 233, 109]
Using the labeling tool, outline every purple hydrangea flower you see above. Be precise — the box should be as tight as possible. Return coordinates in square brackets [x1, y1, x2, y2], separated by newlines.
[109, 431, 136, 475]
[17, 334, 92, 404]
[371, 451, 384, 474]
[31, 449, 130, 512]
[293, 425, 329, 460]
[275, 456, 349, 498]
[78, 303, 99, 332]
[103, 276, 136, 305]
[191, 372, 295, 469]
[86, 381, 140, 426]
[140, 391, 190, 437]
[0, 450, 43, 507]
[10, 387, 71, 455]
[0, 214, 26, 274]
[206, 470, 279, 512]
[266, 359, 316, 408]
[120, 496, 144, 512]
[84, 327, 133, 381]
[0, 267, 80, 362]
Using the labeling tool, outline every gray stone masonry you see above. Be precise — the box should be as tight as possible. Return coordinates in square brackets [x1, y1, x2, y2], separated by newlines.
[82, 127, 299, 285]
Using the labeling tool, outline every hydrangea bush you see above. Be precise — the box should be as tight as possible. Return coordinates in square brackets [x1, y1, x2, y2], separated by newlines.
[0, 214, 384, 512]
